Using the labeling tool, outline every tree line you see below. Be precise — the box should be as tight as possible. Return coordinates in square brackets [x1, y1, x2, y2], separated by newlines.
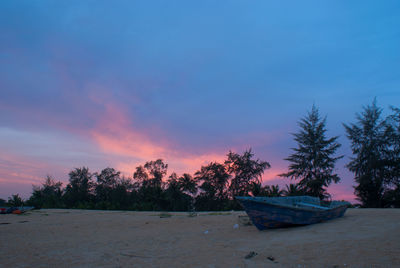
[2, 100, 399, 210]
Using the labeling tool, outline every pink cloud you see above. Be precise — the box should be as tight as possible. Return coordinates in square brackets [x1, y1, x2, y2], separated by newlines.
[0, 153, 56, 199]
[85, 90, 229, 177]
[0, 83, 356, 203]
[86, 96, 356, 202]
[90, 104, 228, 176]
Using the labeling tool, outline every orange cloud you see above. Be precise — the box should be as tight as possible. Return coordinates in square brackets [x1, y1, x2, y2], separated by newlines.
[86, 93, 292, 181]
[87, 95, 228, 177]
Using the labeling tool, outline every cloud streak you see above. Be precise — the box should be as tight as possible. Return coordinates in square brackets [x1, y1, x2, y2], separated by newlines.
[1, 0, 399, 201]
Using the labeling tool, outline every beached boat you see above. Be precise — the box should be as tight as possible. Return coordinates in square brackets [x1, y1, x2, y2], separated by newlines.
[0, 206, 35, 214]
[235, 196, 349, 230]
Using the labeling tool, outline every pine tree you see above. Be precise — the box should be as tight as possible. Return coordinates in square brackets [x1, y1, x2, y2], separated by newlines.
[344, 100, 389, 207]
[280, 105, 342, 199]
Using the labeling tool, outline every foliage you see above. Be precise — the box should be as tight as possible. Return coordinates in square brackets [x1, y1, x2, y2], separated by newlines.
[283, 183, 305, 196]
[225, 149, 270, 197]
[344, 100, 387, 207]
[63, 167, 94, 208]
[13, 102, 400, 211]
[249, 181, 269, 197]
[133, 159, 169, 210]
[264, 185, 284, 197]
[280, 105, 342, 199]
[8, 102, 400, 210]
[194, 162, 231, 211]
[345, 101, 400, 207]
[8, 194, 24, 207]
[27, 176, 63, 208]
[164, 173, 194, 211]
[95, 167, 121, 207]
[384, 106, 400, 206]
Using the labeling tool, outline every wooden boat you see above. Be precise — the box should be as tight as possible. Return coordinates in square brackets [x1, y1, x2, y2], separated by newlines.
[235, 196, 349, 230]
[0, 206, 35, 214]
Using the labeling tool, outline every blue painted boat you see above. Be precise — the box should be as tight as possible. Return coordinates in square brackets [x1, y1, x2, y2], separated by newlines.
[235, 196, 350, 230]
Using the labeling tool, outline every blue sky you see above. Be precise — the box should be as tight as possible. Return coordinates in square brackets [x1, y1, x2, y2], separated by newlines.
[1, 1, 399, 200]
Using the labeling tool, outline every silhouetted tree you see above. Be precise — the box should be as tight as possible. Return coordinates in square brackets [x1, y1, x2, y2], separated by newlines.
[133, 166, 148, 185]
[280, 105, 342, 199]
[283, 183, 304, 196]
[178, 173, 197, 196]
[250, 182, 284, 197]
[344, 100, 390, 207]
[383, 107, 400, 207]
[225, 149, 270, 197]
[194, 162, 230, 211]
[8, 194, 24, 207]
[144, 159, 168, 188]
[249, 181, 268, 197]
[109, 177, 135, 210]
[95, 167, 121, 208]
[265, 185, 284, 197]
[63, 167, 94, 208]
[28, 176, 63, 208]
[133, 159, 168, 210]
[165, 173, 195, 211]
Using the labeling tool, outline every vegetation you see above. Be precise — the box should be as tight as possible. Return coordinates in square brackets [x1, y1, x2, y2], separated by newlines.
[280, 105, 343, 200]
[4, 150, 276, 210]
[225, 149, 270, 208]
[345, 100, 400, 207]
[3, 101, 400, 209]
[7, 194, 24, 207]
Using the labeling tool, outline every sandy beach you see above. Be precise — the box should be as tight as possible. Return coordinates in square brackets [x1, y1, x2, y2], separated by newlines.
[0, 209, 399, 267]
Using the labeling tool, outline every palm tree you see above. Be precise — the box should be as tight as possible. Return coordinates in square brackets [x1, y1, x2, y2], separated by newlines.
[266, 185, 284, 197]
[178, 173, 197, 195]
[283, 183, 304, 196]
[8, 194, 24, 207]
[194, 162, 230, 210]
[250, 182, 269, 197]
[225, 149, 270, 197]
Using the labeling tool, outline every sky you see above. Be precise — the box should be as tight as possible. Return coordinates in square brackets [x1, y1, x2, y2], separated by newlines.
[1, 1, 400, 202]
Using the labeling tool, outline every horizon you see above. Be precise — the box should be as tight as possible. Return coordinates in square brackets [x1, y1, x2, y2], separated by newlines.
[1, 1, 400, 202]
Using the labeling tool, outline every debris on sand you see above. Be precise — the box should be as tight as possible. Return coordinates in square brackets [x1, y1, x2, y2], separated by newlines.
[245, 251, 257, 259]
[238, 215, 252, 226]
[187, 211, 197, 217]
[267, 256, 275, 261]
[265, 255, 280, 263]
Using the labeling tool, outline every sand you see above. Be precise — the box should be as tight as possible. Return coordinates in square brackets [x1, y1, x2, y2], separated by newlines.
[0, 209, 399, 267]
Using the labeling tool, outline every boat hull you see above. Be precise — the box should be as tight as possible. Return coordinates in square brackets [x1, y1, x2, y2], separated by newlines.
[236, 197, 348, 230]
[0, 206, 35, 214]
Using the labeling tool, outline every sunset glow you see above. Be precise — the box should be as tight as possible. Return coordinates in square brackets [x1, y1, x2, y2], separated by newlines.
[1, 1, 400, 203]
